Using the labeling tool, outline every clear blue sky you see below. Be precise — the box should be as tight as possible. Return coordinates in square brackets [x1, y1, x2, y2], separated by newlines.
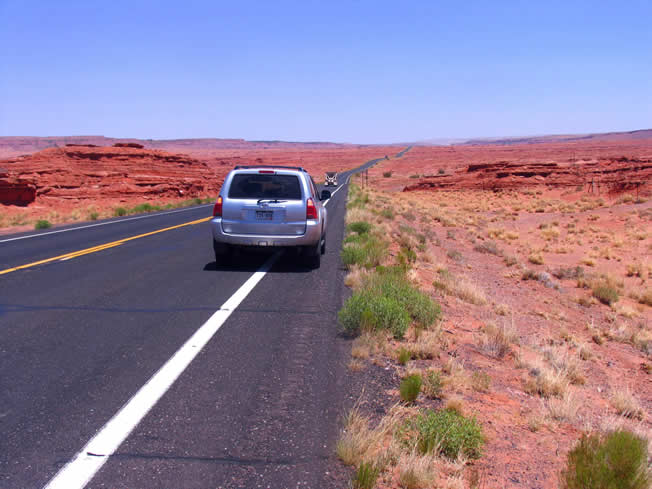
[1, 0, 650, 143]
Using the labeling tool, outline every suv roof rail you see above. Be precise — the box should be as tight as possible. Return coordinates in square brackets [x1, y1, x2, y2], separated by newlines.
[233, 165, 306, 172]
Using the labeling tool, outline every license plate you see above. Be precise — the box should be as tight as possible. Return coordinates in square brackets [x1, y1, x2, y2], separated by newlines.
[255, 211, 273, 221]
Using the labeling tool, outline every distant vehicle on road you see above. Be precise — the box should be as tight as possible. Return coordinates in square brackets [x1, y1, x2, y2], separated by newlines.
[211, 166, 330, 268]
[325, 172, 338, 186]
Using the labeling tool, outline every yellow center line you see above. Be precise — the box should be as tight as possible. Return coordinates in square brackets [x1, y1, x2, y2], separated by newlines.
[0, 217, 211, 276]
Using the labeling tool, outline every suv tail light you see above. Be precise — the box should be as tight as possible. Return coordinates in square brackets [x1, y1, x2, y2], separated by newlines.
[306, 197, 317, 219]
[213, 196, 223, 217]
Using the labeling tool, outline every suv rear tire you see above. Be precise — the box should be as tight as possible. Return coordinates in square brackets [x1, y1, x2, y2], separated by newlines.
[213, 240, 231, 265]
[303, 241, 321, 269]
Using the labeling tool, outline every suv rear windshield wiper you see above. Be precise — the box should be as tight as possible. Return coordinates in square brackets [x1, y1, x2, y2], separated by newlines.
[257, 199, 287, 204]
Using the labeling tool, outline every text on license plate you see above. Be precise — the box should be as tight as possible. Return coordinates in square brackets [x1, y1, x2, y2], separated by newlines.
[256, 211, 273, 220]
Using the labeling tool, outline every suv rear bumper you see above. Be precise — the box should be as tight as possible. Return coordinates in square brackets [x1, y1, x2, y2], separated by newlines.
[211, 217, 322, 247]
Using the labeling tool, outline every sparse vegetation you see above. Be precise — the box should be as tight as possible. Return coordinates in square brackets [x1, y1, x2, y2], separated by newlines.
[339, 267, 441, 338]
[471, 371, 491, 392]
[404, 409, 485, 460]
[351, 461, 381, 489]
[34, 219, 51, 229]
[422, 370, 443, 399]
[592, 282, 620, 306]
[400, 374, 422, 403]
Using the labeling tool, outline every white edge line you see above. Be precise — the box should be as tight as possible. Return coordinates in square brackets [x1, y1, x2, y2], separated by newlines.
[0, 205, 213, 244]
[42, 252, 279, 489]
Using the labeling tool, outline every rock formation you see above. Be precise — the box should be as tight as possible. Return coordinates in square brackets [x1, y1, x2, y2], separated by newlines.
[0, 145, 225, 206]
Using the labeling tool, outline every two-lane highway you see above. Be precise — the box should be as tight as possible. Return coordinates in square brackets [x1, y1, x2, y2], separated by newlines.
[0, 160, 379, 488]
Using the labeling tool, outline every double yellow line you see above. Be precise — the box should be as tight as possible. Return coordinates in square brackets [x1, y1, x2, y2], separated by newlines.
[0, 217, 211, 276]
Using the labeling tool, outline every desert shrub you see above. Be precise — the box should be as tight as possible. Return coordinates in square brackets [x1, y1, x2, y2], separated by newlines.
[409, 174, 421, 179]
[610, 388, 645, 420]
[348, 221, 372, 234]
[479, 322, 515, 358]
[438, 168, 446, 175]
[528, 252, 544, 265]
[423, 370, 443, 399]
[380, 208, 394, 220]
[397, 347, 412, 365]
[553, 266, 585, 280]
[447, 249, 463, 262]
[341, 233, 387, 270]
[474, 240, 502, 256]
[34, 219, 51, 229]
[114, 207, 127, 217]
[471, 371, 491, 392]
[592, 283, 619, 305]
[400, 374, 422, 403]
[504, 255, 518, 266]
[130, 202, 160, 214]
[383, 171, 393, 178]
[635, 289, 652, 307]
[89, 211, 99, 220]
[368, 268, 441, 328]
[406, 409, 484, 459]
[560, 430, 650, 489]
[398, 246, 417, 265]
[352, 461, 381, 489]
[339, 290, 411, 338]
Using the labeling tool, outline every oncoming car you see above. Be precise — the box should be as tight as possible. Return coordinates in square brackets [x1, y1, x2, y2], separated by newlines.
[325, 171, 338, 186]
[211, 166, 331, 268]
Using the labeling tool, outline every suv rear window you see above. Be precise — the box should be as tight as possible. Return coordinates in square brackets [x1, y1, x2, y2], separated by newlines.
[228, 173, 302, 200]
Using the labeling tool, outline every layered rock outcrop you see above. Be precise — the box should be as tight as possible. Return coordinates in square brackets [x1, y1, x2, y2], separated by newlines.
[403, 158, 652, 193]
[0, 146, 225, 205]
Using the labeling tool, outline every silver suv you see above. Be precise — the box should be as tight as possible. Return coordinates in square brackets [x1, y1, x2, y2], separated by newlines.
[211, 166, 331, 268]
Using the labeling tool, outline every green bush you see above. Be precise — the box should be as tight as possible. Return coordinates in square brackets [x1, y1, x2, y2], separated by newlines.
[406, 409, 485, 460]
[383, 171, 392, 178]
[560, 430, 650, 489]
[352, 461, 380, 489]
[592, 283, 619, 305]
[348, 221, 372, 234]
[400, 374, 422, 403]
[397, 347, 412, 365]
[380, 208, 394, 219]
[423, 370, 443, 399]
[35, 219, 52, 229]
[89, 212, 99, 221]
[114, 207, 127, 217]
[130, 203, 161, 214]
[338, 290, 411, 338]
[340, 233, 387, 270]
[368, 269, 441, 328]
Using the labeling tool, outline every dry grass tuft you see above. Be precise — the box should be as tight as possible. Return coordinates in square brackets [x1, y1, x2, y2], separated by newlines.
[610, 388, 645, 420]
[546, 392, 580, 422]
[397, 451, 438, 489]
[478, 320, 518, 358]
[344, 265, 369, 290]
[433, 271, 487, 306]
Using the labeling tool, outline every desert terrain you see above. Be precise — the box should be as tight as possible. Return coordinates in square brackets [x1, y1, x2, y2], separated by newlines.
[336, 138, 651, 488]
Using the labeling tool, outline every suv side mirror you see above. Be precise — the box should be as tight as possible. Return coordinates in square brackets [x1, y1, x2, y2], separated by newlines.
[320, 190, 331, 201]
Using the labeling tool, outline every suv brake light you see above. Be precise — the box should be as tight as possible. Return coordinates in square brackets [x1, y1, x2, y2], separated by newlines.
[258, 170, 275, 174]
[306, 197, 317, 219]
[213, 196, 223, 217]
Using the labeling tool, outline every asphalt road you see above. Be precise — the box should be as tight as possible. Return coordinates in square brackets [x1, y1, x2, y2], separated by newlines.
[0, 158, 384, 489]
